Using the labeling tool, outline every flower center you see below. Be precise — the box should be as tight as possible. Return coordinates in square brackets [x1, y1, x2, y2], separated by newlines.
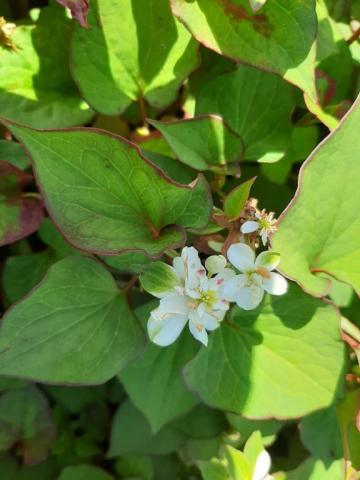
[259, 217, 271, 230]
[200, 290, 217, 308]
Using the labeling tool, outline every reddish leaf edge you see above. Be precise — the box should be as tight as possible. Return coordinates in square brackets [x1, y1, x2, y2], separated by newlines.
[272, 95, 360, 299]
[0, 117, 213, 259]
[169, 0, 318, 102]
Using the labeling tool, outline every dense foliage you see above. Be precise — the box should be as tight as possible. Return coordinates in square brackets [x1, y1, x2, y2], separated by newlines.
[0, 0, 359, 479]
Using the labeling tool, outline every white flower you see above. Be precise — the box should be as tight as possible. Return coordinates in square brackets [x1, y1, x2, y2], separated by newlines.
[253, 449, 273, 480]
[148, 247, 234, 347]
[223, 243, 288, 310]
[241, 209, 277, 246]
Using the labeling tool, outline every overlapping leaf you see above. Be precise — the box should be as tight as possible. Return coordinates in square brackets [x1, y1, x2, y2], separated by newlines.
[184, 285, 346, 418]
[273, 96, 360, 296]
[0, 161, 43, 247]
[4, 122, 212, 257]
[149, 116, 243, 172]
[0, 6, 93, 127]
[71, 0, 199, 114]
[119, 302, 199, 433]
[171, 0, 317, 100]
[195, 65, 293, 162]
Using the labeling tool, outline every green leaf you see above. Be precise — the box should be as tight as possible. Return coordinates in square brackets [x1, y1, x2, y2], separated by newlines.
[195, 65, 293, 162]
[71, 0, 199, 115]
[336, 390, 360, 470]
[0, 140, 30, 170]
[171, 0, 317, 100]
[261, 126, 319, 185]
[171, 404, 226, 439]
[4, 122, 212, 257]
[273, 96, 360, 296]
[102, 251, 153, 275]
[225, 445, 251, 480]
[149, 116, 243, 172]
[115, 454, 154, 480]
[300, 406, 343, 460]
[198, 459, 228, 480]
[38, 218, 78, 260]
[285, 458, 343, 480]
[0, 455, 57, 480]
[0, 385, 56, 464]
[184, 284, 346, 418]
[0, 256, 144, 384]
[119, 302, 199, 432]
[108, 399, 185, 457]
[140, 262, 181, 298]
[224, 177, 256, 219]
[142, 149, 196, 184]
[2, 251, 51, 303]
[58, 465, 114, 480]
[226, 413, 284, 446]
[45, 385, 106, 414]
[0, 6, 93, 128]
[0, 161, 44, 247]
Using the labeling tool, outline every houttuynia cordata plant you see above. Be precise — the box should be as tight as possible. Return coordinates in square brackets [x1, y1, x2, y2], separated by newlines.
[0, 0, 359, 478]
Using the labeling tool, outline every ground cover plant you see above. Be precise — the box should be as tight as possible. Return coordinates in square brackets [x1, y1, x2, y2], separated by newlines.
[0, 0, 359, 478]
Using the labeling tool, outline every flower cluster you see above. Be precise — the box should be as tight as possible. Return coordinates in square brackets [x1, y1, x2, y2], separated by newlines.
[144, 241, 288, 347]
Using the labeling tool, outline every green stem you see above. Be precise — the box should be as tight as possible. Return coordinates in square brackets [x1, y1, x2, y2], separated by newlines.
[341, 316, 360, 344]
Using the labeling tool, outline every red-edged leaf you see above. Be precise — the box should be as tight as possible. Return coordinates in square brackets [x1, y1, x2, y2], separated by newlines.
[56, 0, 89, 28]
[0, 161, 44, 246]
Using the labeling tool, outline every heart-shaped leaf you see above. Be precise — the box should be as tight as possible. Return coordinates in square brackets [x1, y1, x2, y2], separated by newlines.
[4, 121, 212, 257]
[0, 256, 144, 384]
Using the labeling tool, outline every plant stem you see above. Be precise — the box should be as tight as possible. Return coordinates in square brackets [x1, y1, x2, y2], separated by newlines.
[341, 316, 360, 344]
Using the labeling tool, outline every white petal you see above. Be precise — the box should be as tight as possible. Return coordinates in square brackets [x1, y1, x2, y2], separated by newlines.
[189, 319, 208, 346]
[235, 285, 264, 310]
[260, 230, 268, 246]
[147, 313, 188, 346]
[182, 246, 205, 290]
[222, 274, 246, 301]
[153, 293, 189, 319]
[203, 311, 224, 328]
[227, 243, 256, 272]
[253, 450, 271, 480]
[189, 309, 221, 331]
[213, 299, 230, 311]
[263, 272, 288, 296]
[173, 256, 185, 280]
[241, 220, 260, 234]
[255, 251, 280, 271]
